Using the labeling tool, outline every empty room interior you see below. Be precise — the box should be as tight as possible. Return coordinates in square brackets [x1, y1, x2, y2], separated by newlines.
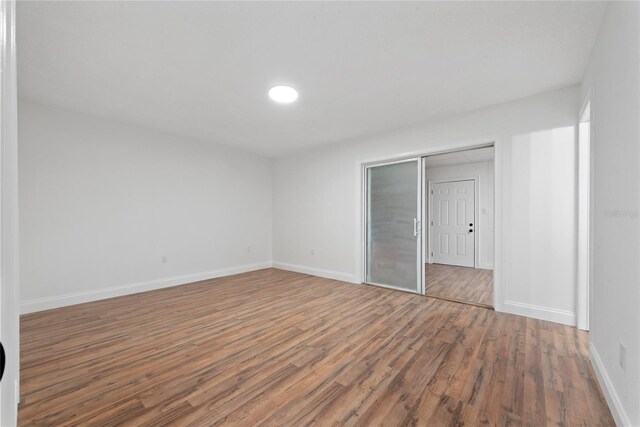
[0, 1, 639, 426]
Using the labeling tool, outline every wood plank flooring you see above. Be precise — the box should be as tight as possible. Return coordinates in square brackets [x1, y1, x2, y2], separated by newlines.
[19, 268, 613, 426]
[426, 263, 494, 307]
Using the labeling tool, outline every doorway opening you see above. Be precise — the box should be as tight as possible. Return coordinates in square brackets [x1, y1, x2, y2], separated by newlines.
[423, 147, 495, 307]
[362, 144, 495, 308]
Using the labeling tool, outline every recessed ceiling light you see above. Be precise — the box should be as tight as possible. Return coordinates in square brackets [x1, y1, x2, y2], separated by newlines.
[269, 85, 298, 104]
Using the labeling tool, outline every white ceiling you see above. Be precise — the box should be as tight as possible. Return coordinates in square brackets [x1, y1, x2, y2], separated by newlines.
[17, 1, 606, 157]
[424, 146, 494, 168]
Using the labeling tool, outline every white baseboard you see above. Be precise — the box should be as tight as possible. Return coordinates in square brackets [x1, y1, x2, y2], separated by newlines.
[20, 262, 272, 314]
[272, 262, 358, 284]
[502, 300, 576, 326]
[589, 342, 631, 427]
[427, 260, 494, 270]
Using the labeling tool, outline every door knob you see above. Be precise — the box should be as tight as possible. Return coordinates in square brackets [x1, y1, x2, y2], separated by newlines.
[469, 229, 473, 232]
[0, 342, 5, 382]
[469, 223, 473, 226]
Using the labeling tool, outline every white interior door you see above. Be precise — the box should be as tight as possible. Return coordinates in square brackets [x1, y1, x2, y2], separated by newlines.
[431, 180, 475, 267]
[365, 159, 422, 293]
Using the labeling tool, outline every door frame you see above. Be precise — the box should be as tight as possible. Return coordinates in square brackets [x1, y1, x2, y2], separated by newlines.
[0, 1, 20, 424]
[357, 139, 500, 309]
[426, 177, 480, 268]
[362, 157, 423, 294]
[577, 98, 591, 331]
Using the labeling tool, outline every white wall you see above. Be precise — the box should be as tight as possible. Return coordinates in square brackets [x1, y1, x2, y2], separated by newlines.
[273, 85, 579, 325]
[506, 126, 576, 317]
[580, 3, 640, 426]
[19, 101, 273, 312]
[425, 160, 494, 269]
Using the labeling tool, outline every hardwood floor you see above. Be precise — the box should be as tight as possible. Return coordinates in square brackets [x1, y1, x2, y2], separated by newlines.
[19, 268, 613, 426]
[426, 263, 494, 307]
